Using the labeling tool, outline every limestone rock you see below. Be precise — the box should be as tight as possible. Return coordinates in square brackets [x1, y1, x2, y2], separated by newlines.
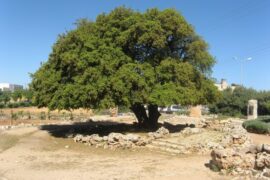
[181, 127, 202, 135]
[256, 152, 270, 169]
[211, 148, 256, 171]
[73, 134, 83, 142]
[123, 134, 140, 143]
[263, 144, 270, 154]
[108, 133, 124, 143]
[74, 132, 150, 149]
[148, 127, 169, 139]
[262, 168, 270, 178]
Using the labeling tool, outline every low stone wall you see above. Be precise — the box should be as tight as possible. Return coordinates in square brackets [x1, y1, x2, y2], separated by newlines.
[211, 145, 270, 179]
[73, 127, 170, 150]
[208, 119, 270, 179]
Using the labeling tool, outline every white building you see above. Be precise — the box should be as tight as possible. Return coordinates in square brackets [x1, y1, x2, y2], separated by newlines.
[215, 79, 237, 91]
[0, 83, 23, 92]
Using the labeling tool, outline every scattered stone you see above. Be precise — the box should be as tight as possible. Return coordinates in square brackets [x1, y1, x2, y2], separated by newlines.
[262, 168, 270, 178]
[263, 144, 270, 154]
[181, 127, 202, 135]
[74, 132, 150, 149]
[124, 134, 140, 143]
[148, 127, 169, 139]
[256, 152, 270, 169]
[211, 148, 256, 171]
[211, 143, 270, 178]
[73, 134, 83, 142]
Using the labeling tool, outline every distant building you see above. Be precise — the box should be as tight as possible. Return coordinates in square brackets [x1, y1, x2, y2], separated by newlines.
[215, 79, 237, 91]
[0, 83, 23, 92]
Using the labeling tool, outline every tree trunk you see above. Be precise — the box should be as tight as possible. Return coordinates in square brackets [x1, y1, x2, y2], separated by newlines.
[130, 103, 148, 126]
[147, 104, 160, 127]
[130, 103, 160, 128]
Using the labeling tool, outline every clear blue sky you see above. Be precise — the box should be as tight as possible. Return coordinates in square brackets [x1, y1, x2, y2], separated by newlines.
[1, 0, 270, 90]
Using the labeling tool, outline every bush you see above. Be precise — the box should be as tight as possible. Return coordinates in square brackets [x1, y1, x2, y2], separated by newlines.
[243, 118, 270, 134]
[118, 106, 130, 113]
[39, 111, 46, 120]
[7, 103, 19, 108]
[26, 111, 31, 120]
[18, 101, 32, 107]
[0, 103, 5, 108]
[11, 111, 18, 120]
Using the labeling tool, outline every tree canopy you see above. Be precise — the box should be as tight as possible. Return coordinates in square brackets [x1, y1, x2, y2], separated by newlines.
[31, 7, 219, 127]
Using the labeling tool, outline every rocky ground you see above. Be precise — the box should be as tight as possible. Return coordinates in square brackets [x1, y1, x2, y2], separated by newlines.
[0, 114, 270, 180]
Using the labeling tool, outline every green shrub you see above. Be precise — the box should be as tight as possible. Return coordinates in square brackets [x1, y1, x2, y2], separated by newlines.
[243, 119, 270, 134]
[47, 111, 51, 120]
[26, 111, 31, 120]
[118, 106, 130, 113]
[39, 111, 46, 120]
[0, 103, 5, 108]
[18, 101, 32, 107]
[8, 103, 19, 108]
[11, 111, 18, 120]
[69, 112, 73, 120]
[17, 110, 24, 117]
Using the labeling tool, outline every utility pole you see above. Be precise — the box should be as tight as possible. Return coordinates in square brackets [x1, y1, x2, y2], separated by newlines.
[234, 57, 252, 86]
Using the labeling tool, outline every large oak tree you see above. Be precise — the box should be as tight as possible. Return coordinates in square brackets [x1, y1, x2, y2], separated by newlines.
[31, 7, 219, 127]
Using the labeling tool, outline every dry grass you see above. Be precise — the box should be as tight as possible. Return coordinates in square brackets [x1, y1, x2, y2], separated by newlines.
[0, 119, 64, 126]
[0, 107, 93, 115]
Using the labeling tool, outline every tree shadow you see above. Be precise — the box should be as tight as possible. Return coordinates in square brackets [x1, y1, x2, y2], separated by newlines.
[40, 119, 191, 138]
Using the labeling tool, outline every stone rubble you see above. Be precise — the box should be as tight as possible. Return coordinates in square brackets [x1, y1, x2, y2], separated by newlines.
[206, 118, 270, 179]
[74, 127, 172, 149]
[180, 127, 202, 136]
[147, 127, 170, 139]
[72, 116, 270, 179]
[211, 145, 270, 179]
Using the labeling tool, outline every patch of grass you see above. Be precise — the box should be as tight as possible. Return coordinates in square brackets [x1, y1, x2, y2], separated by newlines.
[243, 118, 270, 134]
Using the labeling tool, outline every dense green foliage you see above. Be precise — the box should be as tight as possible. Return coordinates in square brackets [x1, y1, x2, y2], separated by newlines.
[209, 87, 270, 116]
[0, 91, 11, 105]
[0, 89, 33, 108]
[243, 118, 270, 134]
[31, 7, 219, 126]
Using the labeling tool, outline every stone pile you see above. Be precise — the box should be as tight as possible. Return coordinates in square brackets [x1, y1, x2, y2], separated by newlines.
[205, 118, 244, 132]
[147, 127, 170, 139]
[220, 126, 251, 149]
[74, 132, 150, 149]
[74, 127, 171, 150]
[180, 127, 202, 136]
[205, 118, 252, 149]
[211, 144, 270, 178]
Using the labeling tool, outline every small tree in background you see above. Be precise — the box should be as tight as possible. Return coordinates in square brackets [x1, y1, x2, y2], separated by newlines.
[0, 91, 11, 105]
[209, 87, 270, 116]
[31, 7, 219, 127]
[12, 89, 23, 102]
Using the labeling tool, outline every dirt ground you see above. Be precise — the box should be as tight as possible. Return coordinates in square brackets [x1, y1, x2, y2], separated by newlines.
[248, 133, 270, 145]
[0, 125, 230, 180]
[1, 116, 269, 180]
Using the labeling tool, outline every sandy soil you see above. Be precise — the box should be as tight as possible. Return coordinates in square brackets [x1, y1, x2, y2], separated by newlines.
[0, 126, 229, 180]
[248, 133, 270, 145]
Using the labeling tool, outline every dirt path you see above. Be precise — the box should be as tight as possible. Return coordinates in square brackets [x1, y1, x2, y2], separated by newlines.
[248, 133, 270, 145]
[0, 127, 227, 180]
